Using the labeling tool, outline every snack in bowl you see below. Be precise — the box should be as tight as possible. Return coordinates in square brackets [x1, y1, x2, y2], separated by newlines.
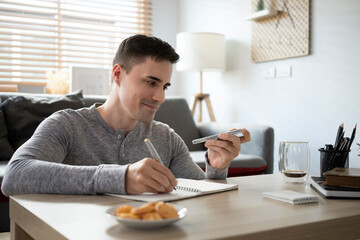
[115, 201, 179, 220]
[107, 202, 187, 229]
[155, 201, 179, 219]
[131, 202, 156, 215]
[115, 205, 134, 214]
[142, 211, 163, 220]
[116, 212, 140, 219]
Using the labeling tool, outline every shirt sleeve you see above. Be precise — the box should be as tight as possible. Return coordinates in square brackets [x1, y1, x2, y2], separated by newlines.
[1, 111, 127, 196]
[204, 152, 229, 179]
[168, 131, 228, 180]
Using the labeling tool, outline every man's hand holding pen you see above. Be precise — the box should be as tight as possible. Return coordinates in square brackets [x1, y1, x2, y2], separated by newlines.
[125, 139, 177, 195]
[125, 158, 178, 195]
[205, 128, 251, 169]
[125, 129, 251, 194]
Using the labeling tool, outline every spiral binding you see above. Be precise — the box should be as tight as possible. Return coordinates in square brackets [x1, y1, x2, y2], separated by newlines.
[176, 186, 201, 193]
[293, 196, 318, 204]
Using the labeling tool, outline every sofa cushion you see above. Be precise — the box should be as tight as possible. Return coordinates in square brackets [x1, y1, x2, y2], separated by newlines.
[155, 97, 205, 151]
[0, 100, 14, 160]
[190, 151, 267, 177]
[0, 161, 8, 183]
[81, 95, 107, 107]
[1, 90, 84, 150]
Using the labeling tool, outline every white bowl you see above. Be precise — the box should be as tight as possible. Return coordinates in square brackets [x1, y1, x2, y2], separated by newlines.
[106, 202, 188, 230]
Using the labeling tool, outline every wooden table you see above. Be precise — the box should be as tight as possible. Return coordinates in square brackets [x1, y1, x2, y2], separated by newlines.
[9, 174, 360, 240]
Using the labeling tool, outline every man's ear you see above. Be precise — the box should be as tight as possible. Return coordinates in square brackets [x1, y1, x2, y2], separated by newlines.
[112, 64, 123, 87]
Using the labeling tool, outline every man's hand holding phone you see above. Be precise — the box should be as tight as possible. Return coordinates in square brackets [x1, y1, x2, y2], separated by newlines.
[197, 128, 251, 169]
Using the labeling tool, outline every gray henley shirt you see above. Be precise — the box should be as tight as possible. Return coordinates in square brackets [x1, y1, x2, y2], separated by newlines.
[1, 105, 227, 196]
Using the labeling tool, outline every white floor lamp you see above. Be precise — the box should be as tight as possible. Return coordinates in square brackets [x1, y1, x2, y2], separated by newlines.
[176, 32, 225, 122]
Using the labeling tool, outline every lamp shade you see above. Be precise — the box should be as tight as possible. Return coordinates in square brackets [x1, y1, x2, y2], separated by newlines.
[176, 32, 225, 72]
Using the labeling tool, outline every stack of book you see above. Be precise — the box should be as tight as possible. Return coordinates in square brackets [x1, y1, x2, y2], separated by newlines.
[310, 167, 360, 198]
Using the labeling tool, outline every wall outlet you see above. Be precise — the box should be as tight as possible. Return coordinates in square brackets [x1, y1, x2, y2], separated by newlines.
[265, 67, 276, 78]
[277, 65, 292, 78]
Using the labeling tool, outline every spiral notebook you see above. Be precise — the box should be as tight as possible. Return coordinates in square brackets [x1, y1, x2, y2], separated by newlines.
[263, 190, 319, 205]
[110, 178, 238, 202]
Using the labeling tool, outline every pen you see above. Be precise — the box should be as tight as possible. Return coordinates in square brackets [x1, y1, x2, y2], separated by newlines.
[327, 135, 344, 171]
[349, 124, 357, 148]
[144, 138, 176, 191]
[325, 144, 333, 151]
[334, 123, 343, 149]
[328, 137, 349, 171]
[339, 137, 349, 151]
[341, 137, 351, 166]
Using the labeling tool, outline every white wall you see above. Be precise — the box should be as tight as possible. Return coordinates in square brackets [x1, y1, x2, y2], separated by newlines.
[153, 0, 360, 176]
[152, 0, 179, 96]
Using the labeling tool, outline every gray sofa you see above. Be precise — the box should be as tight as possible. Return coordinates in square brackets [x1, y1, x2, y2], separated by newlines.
[0, 90, 274, 232]
[154, 97, 274, 176]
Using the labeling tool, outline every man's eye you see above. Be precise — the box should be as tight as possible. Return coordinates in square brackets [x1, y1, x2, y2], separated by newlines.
[163, 86, 168, 91]
[146, 81, 155, 86]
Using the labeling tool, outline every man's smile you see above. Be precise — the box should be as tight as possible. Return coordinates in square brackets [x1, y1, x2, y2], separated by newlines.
[142, 100, 160, 112]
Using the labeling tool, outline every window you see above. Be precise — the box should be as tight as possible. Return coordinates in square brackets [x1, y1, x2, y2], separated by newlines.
[0, 0, 152, 84]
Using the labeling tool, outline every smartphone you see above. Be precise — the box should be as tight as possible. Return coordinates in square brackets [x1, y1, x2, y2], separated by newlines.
[192, 129, 243, 144]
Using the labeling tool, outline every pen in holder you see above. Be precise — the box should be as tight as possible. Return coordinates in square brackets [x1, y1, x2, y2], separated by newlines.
[318, 148, 350, 178]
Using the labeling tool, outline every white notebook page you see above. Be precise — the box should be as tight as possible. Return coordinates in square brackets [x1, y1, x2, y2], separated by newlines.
[109, 178, 238, 202]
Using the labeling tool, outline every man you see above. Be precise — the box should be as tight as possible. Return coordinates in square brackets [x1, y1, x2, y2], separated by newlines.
[1, 35, 250, 196]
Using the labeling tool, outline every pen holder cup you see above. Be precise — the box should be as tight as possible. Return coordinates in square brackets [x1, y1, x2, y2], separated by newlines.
[318, 148, 350, 177]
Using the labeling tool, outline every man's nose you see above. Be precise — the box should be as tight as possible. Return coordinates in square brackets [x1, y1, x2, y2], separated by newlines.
[152, 87, 165, 104]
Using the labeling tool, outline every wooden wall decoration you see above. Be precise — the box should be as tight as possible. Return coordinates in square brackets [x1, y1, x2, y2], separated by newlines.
[250, 0, 310, 63]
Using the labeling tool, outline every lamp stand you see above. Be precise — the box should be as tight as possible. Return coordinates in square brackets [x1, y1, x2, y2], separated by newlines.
[191, 71, 216, 122]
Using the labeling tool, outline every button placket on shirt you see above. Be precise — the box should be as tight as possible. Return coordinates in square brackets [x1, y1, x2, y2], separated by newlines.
[116, 132, 126, 162]
[121, 144, 125, 158]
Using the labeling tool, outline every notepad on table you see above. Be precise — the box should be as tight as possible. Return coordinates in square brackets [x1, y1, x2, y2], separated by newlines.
[110, 178, 238, 202]
[263, 190, 318, 205]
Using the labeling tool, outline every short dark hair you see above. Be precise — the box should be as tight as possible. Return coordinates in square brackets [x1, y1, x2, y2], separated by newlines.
[112, 34, 179, 73]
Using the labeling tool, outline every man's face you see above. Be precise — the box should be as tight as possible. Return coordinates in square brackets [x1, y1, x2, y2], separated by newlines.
[116, 57, 172, 123]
